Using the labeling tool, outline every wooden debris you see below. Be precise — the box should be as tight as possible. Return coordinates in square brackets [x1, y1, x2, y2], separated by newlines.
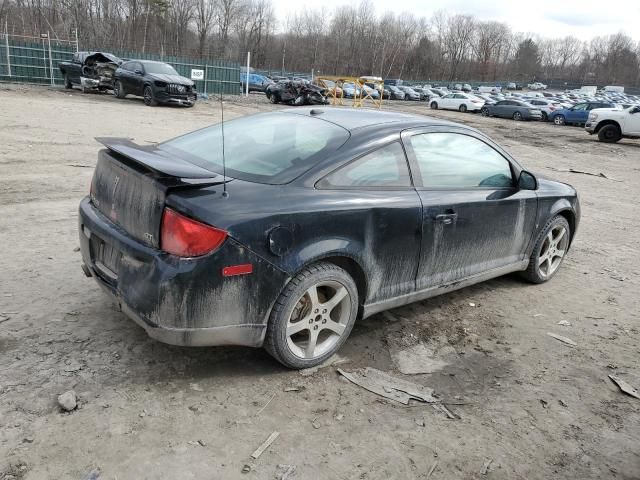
[337, 367, 438, 405]
[547, 332, 577, 347]
[427, 461, 438, 478]
[609, 375, 640, 400]
[480, 458, 493, 475]
[250, 431, 280, 459]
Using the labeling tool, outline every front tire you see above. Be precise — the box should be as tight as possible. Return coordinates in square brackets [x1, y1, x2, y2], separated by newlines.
[521, 216, 571, 284]
[269, 92, 279, 104]
[481, 107, 489, 117]
[264, 262, 358, 369]
[64, 74, 72, 89]
[597, 124, 621, 143]
[430, 101, 438, 109]
[553, 114, 565, 125]
[541, 111, 548, 122]
[143, 85, 157, 106]
[114, 80, 126, 99]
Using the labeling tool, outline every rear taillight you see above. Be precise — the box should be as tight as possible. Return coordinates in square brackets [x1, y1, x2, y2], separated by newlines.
[160, 207, 227, 257]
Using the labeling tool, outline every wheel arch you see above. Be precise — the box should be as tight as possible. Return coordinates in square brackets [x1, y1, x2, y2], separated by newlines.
[594, 119, 621, 133]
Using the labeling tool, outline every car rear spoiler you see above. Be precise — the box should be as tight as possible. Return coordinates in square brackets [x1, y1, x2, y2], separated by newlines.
[95, 137, 227, 186]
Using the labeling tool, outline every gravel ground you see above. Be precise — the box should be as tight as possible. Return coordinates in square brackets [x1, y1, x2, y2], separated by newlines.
[0, 84, 639, 480]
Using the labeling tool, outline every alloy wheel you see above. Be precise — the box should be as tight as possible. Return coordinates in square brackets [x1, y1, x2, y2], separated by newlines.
[286, 280, 351, 360]
[538, 225, 568, 279]
[144, 87, 153, 106]
[513, 112, 522, 121]
[554, 115, 565, 125]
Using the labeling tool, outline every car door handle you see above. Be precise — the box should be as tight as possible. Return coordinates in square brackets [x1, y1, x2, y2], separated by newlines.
[434, 213, 458, 225]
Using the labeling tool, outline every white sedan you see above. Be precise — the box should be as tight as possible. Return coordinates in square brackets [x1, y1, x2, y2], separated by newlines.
[429, 93, 485, 113]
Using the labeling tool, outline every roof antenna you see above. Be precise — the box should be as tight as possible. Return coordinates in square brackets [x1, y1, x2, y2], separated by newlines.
[220, 88, 229, 198]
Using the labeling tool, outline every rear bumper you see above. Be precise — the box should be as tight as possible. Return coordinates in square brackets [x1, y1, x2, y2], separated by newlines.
[78, 197, 288, 347]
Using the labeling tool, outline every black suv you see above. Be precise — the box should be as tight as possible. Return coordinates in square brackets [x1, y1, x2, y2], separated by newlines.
[113, 60, 196, 107]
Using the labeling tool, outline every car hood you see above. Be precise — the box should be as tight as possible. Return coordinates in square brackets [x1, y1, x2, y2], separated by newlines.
[147, 73, 194, 86]
[590, 107, 625, 115]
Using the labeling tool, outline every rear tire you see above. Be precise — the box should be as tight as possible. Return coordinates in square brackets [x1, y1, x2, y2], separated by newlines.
[597, 124, 621, 143]
[459, 104, 467, 113]
[513, 111, 522, 121]
[521, 216, 571, 284]
[541, 111, 548, 122]
[430, 101, 438, 109]
[264, 262, 358, 369]
[481, 107, 489, 117]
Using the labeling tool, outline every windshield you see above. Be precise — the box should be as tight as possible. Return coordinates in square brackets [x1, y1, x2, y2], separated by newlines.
[159, 113, 350, 184]
[143, 62, 179, 75]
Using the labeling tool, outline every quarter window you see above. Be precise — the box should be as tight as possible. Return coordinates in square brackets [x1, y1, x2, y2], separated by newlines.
[319, 142, 411, 188]
[409, 133, 513, 189]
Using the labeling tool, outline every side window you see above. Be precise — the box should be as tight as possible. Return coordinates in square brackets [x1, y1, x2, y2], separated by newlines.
[319, 142, 411, 189]
[573, 104, 587, 111]
[410, 133, 513, 189]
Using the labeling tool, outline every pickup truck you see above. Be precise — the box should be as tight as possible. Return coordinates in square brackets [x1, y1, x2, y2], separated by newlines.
[59, 52, 122, 92]
[585, 105, 640, 143]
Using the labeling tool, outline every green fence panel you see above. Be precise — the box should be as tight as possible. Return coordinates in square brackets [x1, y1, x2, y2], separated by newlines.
[0, 38, 241, 94]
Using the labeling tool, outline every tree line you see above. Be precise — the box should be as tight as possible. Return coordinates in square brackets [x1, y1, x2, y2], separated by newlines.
[2, 0, 639, 86]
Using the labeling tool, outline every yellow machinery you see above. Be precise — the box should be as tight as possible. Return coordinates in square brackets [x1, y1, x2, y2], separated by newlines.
[315, 75, 384, 109]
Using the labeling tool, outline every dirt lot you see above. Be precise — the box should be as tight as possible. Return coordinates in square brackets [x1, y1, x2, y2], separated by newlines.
[1, 85, 639, 480]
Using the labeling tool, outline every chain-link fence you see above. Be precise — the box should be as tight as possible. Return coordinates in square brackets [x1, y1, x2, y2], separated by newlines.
[0, 31, 241, 95]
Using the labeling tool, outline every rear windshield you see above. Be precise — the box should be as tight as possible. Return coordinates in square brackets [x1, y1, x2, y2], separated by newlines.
[159, 112, 350, 184]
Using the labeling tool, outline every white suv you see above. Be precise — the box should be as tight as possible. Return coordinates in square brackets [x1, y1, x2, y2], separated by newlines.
[585, 105, 640, 143]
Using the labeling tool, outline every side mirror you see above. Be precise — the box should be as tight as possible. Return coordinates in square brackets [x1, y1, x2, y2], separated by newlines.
[135, 69, 143, 75]
[630, 106, 640, 114]
[518, 170, 537, 190]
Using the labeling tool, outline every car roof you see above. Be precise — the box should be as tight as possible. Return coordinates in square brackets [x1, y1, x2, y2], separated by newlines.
[283, 108, 458, 131]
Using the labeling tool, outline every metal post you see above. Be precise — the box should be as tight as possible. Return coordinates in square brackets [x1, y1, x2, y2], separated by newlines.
[245, 51, 250, 97]
[74, 28, 79, 52]
[203, 64, 208, 96]
[311, 69, 314, 82]
[47, 31, 54, 86]
[42, 36, 47, 82]
[4, 21, 11, 77]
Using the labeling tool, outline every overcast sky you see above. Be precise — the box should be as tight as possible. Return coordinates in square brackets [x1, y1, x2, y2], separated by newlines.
[272, 0, 640, 40]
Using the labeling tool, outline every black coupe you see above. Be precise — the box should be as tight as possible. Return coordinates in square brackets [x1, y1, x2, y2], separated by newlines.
[113, 60, 196, 107]
[79, 109, 580, 369]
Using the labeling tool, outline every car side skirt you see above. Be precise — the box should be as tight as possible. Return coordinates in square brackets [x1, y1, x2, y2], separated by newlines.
[362, 259, 529, 318]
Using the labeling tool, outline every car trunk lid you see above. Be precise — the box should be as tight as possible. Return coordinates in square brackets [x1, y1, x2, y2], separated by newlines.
[90, 138, 227, 249]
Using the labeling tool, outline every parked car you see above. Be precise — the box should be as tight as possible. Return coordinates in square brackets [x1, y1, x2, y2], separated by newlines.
[342, 82, 362, 98]
[60, 51, 122, 92]
[528, 82, 547, 90]
[361, 84, 380, 99]
[398, 86, 421, 101]
[79, 108, 580, 368]
[585, 105, 640, 143]
[475, 94, 497, 106]
[387, 85, 406, 100]
[548, 101, 615, 126]
[265, 80, 328, 105]
[481, 100, 543, 121]
[383, 78, 403, 86]
[430, 92, 484, 112]
[241, 73, 273, 93]
[525, 99, 564, 121]
[113, 60, 196, 107]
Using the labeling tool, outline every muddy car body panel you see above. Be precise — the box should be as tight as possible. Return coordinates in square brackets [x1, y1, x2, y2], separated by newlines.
[79, 108, 580, 348]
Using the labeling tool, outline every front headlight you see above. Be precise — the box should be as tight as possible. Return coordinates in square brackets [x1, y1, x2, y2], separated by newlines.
[589, 112, 598, 120]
